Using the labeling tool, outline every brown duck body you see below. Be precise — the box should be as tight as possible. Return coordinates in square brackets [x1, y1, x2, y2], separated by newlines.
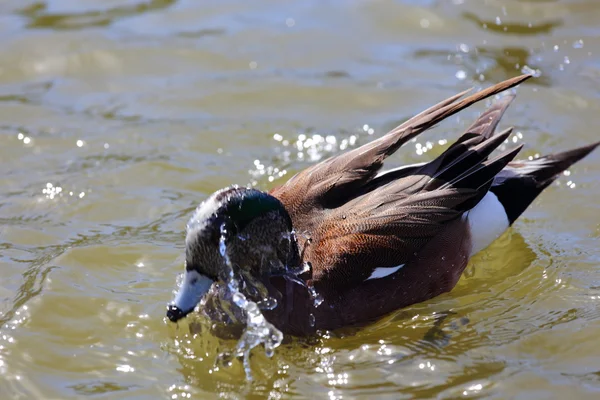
[257, 74, 599, 335]
[260, 216, 472, 336]
[167, 74, 599, 337]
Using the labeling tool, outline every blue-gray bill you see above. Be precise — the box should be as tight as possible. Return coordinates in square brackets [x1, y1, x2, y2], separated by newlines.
[166, 270, 214, 322]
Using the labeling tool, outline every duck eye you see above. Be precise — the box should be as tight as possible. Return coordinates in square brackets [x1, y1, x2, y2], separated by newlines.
[190, 277, 198, 285]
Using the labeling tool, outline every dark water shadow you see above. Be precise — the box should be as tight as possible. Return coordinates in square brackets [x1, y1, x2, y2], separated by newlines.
[19, 0, 177, 30]
[413, 46, 550, 87]
[462, 11, 562, 36]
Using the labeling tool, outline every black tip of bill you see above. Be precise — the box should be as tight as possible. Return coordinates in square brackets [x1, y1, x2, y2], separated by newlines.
[166, 304, 187, 322]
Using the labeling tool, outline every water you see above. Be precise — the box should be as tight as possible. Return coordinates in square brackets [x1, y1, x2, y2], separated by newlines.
[219, 223, 284, 380]
[2, 0, 600, 398]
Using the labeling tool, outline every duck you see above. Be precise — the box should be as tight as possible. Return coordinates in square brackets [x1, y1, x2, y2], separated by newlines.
[166, 74, 599, 336]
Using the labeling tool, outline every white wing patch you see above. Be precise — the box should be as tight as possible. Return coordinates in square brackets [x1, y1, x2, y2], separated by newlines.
[366, 264, 405, 281]
[465, 191, 509, 256]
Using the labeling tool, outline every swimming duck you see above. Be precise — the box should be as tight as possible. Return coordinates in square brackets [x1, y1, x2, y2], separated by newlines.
[166, 74, 598, 336]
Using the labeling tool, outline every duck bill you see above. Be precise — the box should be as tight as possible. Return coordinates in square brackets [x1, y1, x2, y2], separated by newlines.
[166, 270, 214, 322]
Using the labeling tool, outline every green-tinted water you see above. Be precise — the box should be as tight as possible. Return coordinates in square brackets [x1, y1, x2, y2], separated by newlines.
[1, 1, 600, 398]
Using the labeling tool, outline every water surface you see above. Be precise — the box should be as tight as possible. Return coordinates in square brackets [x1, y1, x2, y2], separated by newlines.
[1, 0, 600, 398]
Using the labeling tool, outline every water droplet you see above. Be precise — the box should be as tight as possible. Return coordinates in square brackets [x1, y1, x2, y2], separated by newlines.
[300, 261, 311, 275]
[116, 364, 134, 373]
[258, 297, 278, 310]
[521, 65, 541, 77]
[308, 285, 324, 308]
[218, 223, 284, 380]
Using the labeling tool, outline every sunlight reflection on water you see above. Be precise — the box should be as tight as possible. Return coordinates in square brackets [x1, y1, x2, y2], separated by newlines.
[0, 0, 599, 398]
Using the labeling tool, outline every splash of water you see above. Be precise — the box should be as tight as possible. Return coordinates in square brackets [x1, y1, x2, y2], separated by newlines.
[277, 261, 323, 328]
[307, 282, 324, 328]
[218, 224, 284, 380]
[308, 284, 324, 308]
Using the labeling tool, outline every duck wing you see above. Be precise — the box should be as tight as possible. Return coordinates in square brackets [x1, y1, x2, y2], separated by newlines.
[304, 127, 523, 291]
[271, 75, 531, 234]
[360, 93, 518, 193]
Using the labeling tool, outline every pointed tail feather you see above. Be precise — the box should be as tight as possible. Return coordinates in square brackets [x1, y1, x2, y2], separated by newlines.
[363, 93, 521, 192]
[451, 144, 524, 190]
[491, 141, 600, 224]
[461, 94, 516, 140]
[506, 142, 600, 185]
[275, 75, 532, 210]
[338, 75, 532, 173]
[383, 74, 531, 151]
[432, 127, 514, 184]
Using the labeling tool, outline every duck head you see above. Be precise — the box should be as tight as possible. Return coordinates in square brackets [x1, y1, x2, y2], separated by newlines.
[166, 186, 302, 323]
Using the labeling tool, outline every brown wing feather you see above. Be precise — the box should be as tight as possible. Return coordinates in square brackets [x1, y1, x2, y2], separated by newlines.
[305, 188, 479, 290]
[359, 94, 518, 192]
[271, 75, 531, 234]
[464, 93, 516, 138]
[306, 135, 524, 291]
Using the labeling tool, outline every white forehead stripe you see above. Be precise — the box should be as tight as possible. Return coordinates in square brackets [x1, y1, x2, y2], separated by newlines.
[186, 196, 220, 244]
[366, 264, 404, 281]
[173, 270, 214, 313]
